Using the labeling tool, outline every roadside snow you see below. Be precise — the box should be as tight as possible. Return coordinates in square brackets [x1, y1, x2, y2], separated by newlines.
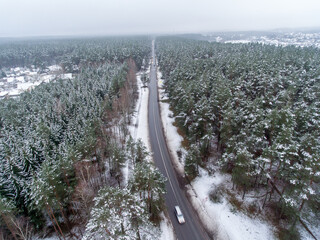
[157, 67, 276, 240]
[127, 69, 175, 240]
[157, 70, 185, 175]
[159, 212, 176, 240]
[128, 71, 151, 152]
[191, 168, 275, 240]
[125, 71, 151, 184]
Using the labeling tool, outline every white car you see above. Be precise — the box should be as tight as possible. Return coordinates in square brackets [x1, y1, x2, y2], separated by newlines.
[174, 206, 185, 224]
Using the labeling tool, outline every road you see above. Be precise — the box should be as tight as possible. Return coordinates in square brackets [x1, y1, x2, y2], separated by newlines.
[148, 40, 211, 240]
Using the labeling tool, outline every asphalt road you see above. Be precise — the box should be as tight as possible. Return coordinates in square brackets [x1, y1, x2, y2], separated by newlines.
[148, 40, 211, 240]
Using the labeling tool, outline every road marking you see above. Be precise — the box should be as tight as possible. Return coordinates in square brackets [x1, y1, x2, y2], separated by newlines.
[151, 69, 179, 204]
[150, 48, 210, 240]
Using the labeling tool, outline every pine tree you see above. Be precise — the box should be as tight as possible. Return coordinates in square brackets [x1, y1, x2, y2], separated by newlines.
[83, 186, 160, 240]
[0, 197, 19, 240]
[184, 144, 201, 180]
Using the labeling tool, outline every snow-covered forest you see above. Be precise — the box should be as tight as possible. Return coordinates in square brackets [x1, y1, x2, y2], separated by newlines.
[156, 37, 320, 238]
[0, 37, 166, 239]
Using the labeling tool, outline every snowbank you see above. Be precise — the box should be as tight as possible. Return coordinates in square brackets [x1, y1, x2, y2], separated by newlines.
[128, 71, 151, 152]
[159, 212, 176, 240]
[157, 70, 185, 175]
[125, 71, 151, 185]
[128, 70, 175, 240]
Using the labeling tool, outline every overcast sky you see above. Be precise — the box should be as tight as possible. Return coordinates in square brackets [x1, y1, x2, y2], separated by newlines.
[1, 0, 320, 37]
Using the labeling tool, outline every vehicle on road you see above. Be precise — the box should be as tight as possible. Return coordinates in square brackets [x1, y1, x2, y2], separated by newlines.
[174, 206, 185, 224]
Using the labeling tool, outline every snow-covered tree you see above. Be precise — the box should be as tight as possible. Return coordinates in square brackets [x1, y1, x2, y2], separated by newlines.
[83, 186, 160, 240]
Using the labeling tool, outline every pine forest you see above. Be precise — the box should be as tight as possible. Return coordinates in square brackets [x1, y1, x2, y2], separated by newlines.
[0, 37, 166, 239]
[156, 37, 320, 238]
[0, 35, 319, 239]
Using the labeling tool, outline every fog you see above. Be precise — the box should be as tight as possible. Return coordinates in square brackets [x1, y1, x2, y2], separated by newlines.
[1, 0, 320, 37]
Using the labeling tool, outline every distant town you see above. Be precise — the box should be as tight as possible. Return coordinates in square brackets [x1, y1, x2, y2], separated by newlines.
[0, 65, 73, 98]
[200, 31, 320, 48]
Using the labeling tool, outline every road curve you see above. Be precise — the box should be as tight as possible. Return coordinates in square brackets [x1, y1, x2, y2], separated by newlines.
[148, 40, 211, 240]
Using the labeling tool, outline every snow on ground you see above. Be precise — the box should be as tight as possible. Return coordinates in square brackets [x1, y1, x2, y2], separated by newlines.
[299, 222, 320, 240]
[157, 70, 185, 175]
[124, 70, 151, 184]
[159, 212, 176, 240]
[157, 67, 276, 240]
[48, 65, 62, 72]
[59, 73, 73, 80]
[128, 71, 151, 152]
[40, 74, 56, 83]
[16, 76, 25, 82]
[32, 236, 60, 240]
[124, 71, 146, 185]
[0, 91, 9, 97]
[0, 65, 72, 98]
[127, 69, 175, 240]
[7, 89, 20, 96]
[7, 77, 14, 82]
[17, 81, 38, 91]
[192, 168, 275, 240]
[225, 40, 252, 44]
